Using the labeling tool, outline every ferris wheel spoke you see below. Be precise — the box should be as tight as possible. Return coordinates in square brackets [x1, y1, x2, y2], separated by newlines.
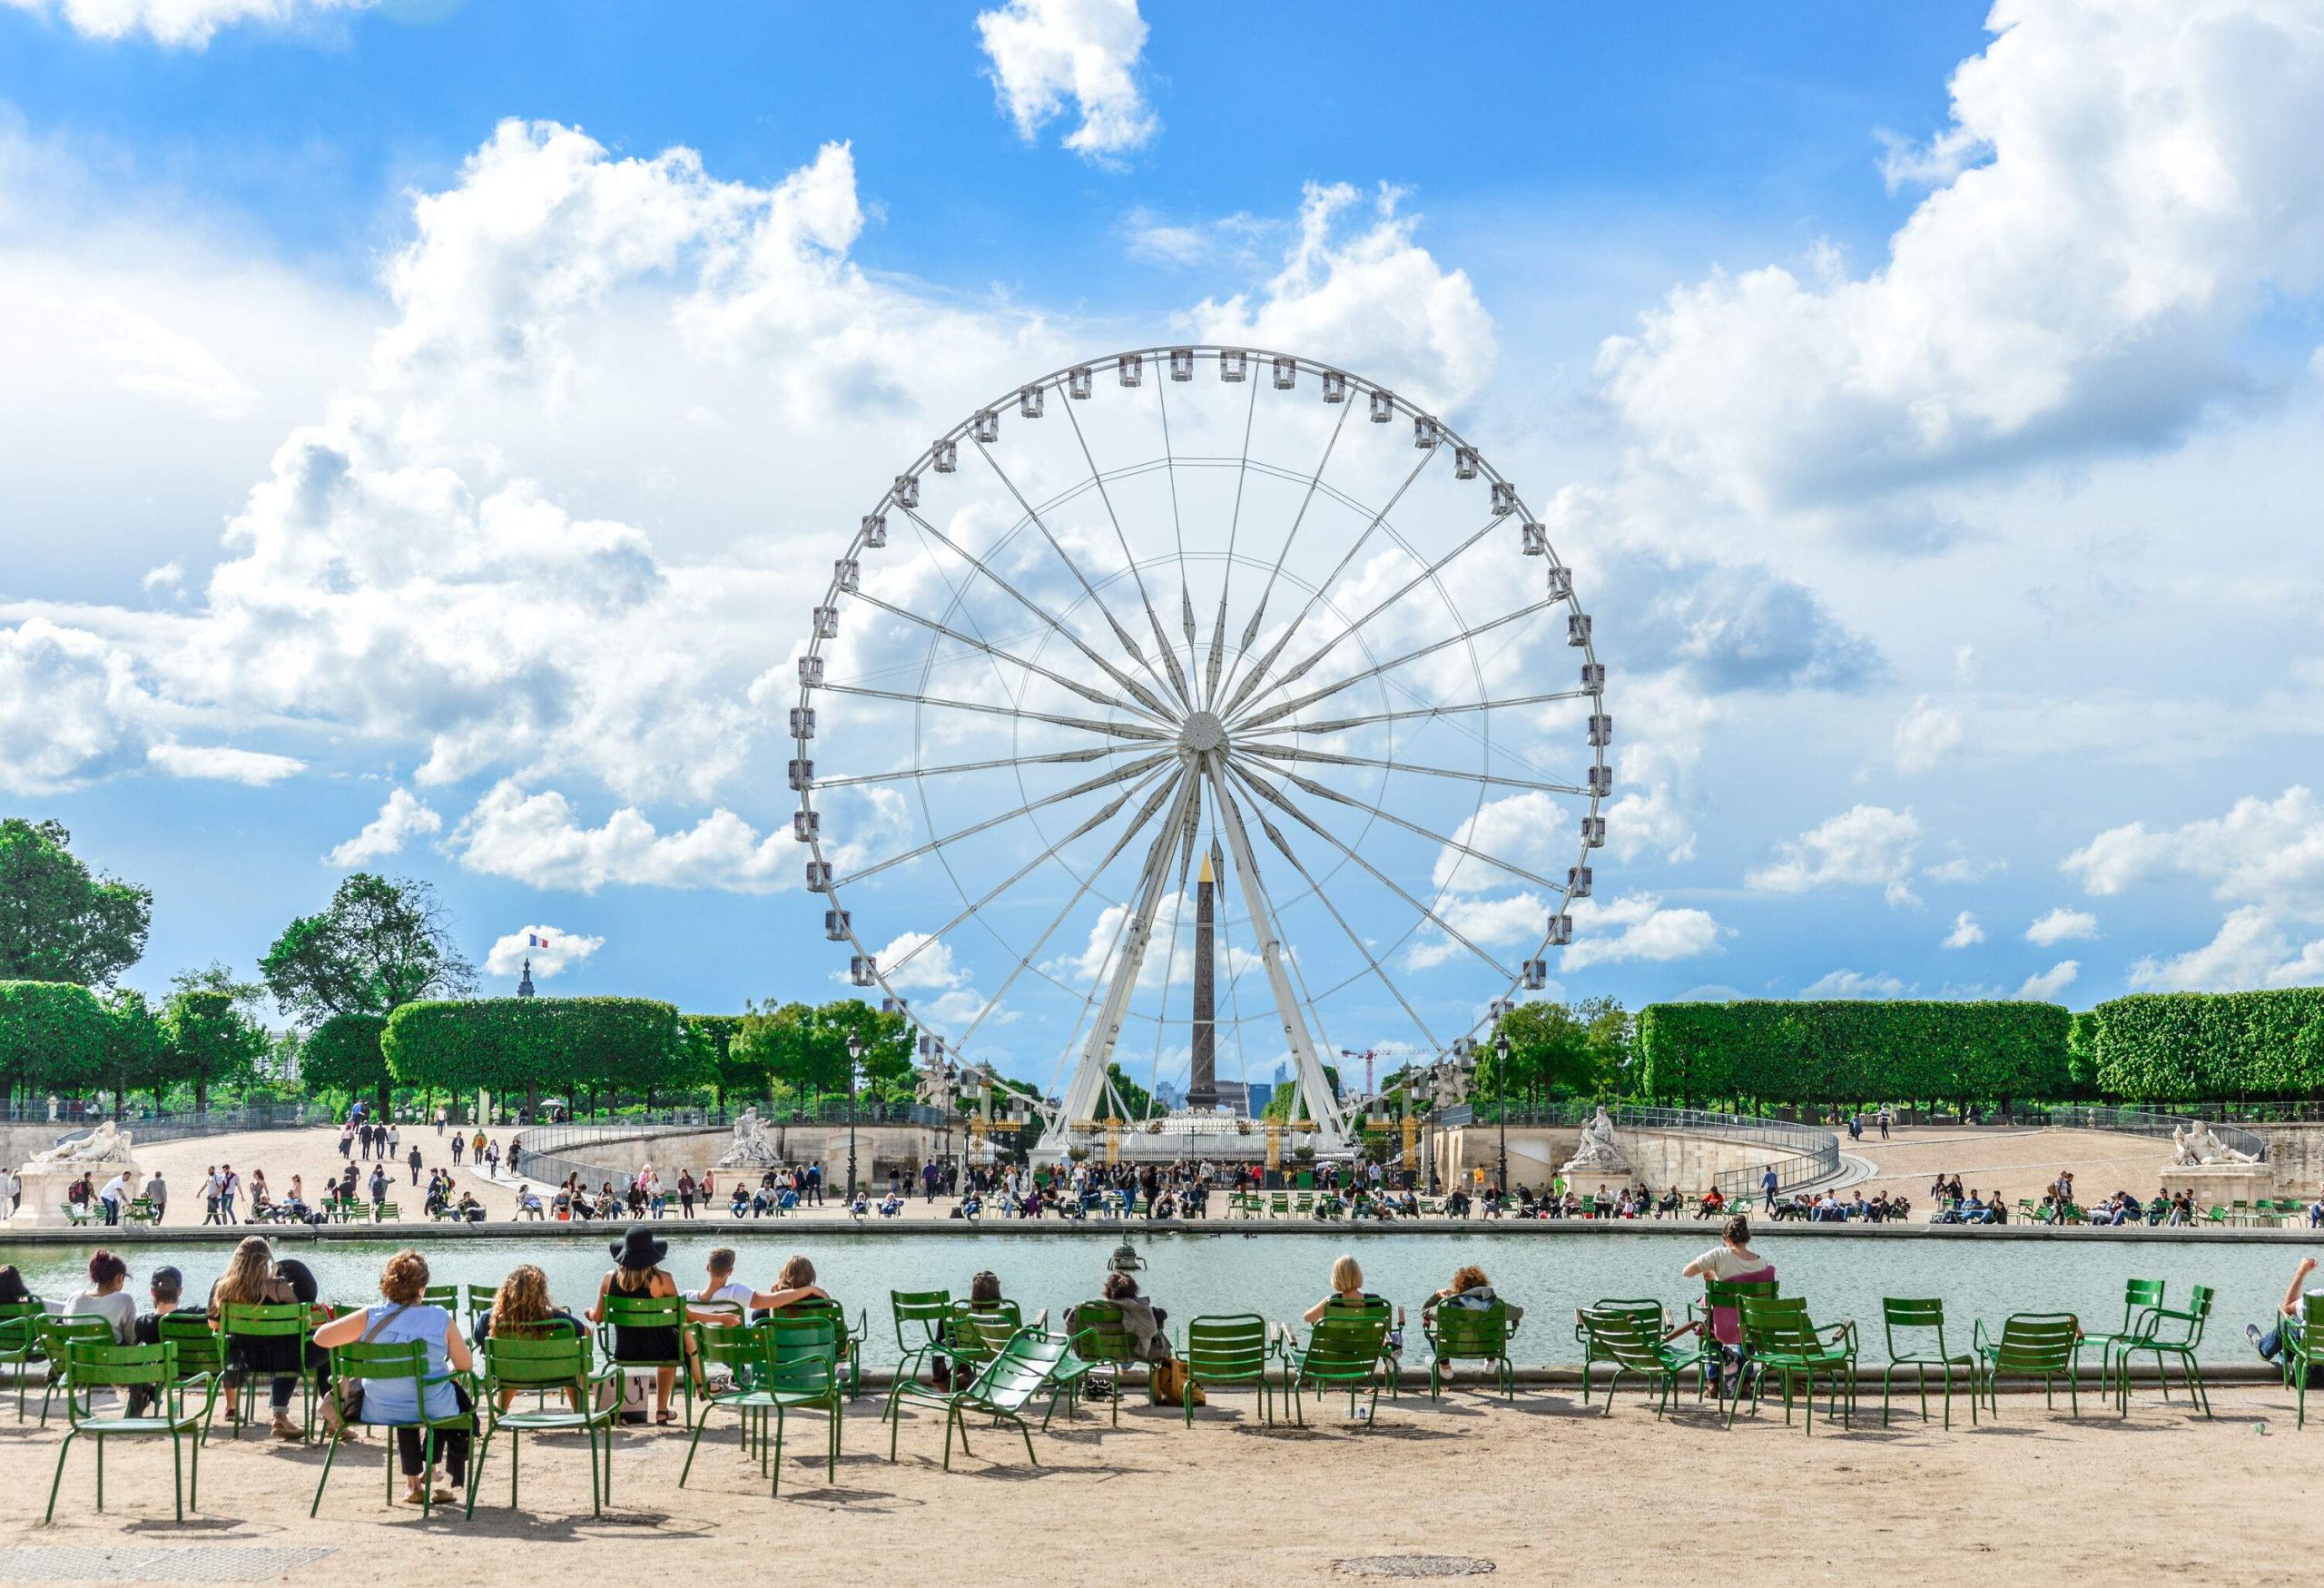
[809, 745, 1130, 792]
[1213, 394, 1357, 713]
[950, 768, 1196, 1050]
[879, 763, 1180, 995]
[1236, 740, 1587, 799]
[846, 587, 1172, 726]
[1266, 688, 1596, 737]
[1224, 761, 1520, 981]
[1059, 395, 1195, 712]
[1216, 419, 1430, 720]
[1228, 514, 1502, 723]
[833, 750, 1176, 890]
[1198, 375, 1261, 709]
[1230, 768, 1443, 1051]
[1249, 760, 1569, 894]
[1232, 596, 1559, 735]
[818, 682, 1174, 743]
[970, 439, 1184, 710]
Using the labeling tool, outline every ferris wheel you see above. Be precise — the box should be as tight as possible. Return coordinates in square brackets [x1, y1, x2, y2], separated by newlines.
[789, 346, 1609, 1156]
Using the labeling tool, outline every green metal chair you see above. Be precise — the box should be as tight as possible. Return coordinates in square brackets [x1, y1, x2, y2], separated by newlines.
[1693, 1277, 1777, 1415]
[1181, 1313, 1275, 1425]
[756, 1316, 843, 1494]
[1738, 1296, 1856, 1433]
[461, 1284, 499, 1342]
[156, 1313, 228, 1428]
[2112, 1283, 2214, 1417]
[1574, 1307, 1692, 1417]
[217, 1300, 320, 1441]
[882, 1289, 958, 1423]
[2280, 1292, 2324, 1428]
[1279, 1307, 1392, 1425]
[943, 1300, 1024, 1380]
[310, 1338, 474, 1518]
[1424, 1301, 1515, 1398]
[43, 1340, 218, 1524]
[1064, 1299, 1141, 1425]
[1879, 1297, 1976, 1428]
[2086, 1278, 2166, 1399]
[596, 1292, 692, 1426]
[888, 1326, 1070, 1470]
[468, 1333, 621, 1517]
[1574, 1297, 1664, 1405]
[682, 1320, 776, 1487]
[38, 1316, 114, 1426]
[1974, 1312, 2083, 1419]
[783, 1297, 869, 1399]
[0, 1299, 44, 1421]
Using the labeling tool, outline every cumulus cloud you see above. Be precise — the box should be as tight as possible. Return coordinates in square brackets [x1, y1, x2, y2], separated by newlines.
[975, 0, 1158, 163]
[1924, 854, 2006, 885]
[0, 619, 155, 794]
[0, 0, 367, 47]
[484, 924, 602, 979]
[1943, 911, 1984, 949]
[2128, 906, 2324, 991]
[1801, 969, 1907, 1000]
[2061, 786, 2324, 912]
[1594, 0, 2324, 530]
[1893, 695, 1965, 774]
[2015, 959, 2080, 1001]
[326, 788, 442, 866]
[448, 781, 794, 893]
[1748, 805, 1921, 905]
[145, 741, 304, 785]
[1188, 181, 1495, 411]
[1561, 894, 1724, 972]
[2024, 906, 2098, 946]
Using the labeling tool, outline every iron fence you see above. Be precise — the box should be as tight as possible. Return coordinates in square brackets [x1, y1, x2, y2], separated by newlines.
[1434, 1101, 1841, 1199]
[2044, 1105, 2267, 1161]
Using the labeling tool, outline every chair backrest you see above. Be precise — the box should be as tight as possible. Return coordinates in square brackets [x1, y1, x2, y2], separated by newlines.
[486, 1332, 592, 1391]
[1739, 1295, 1823, 1354]
[690, 1320, 762, 1376]
[966, 1328, 1068, 1412]
[890, 1289, 952, 1350]
[1185, 1314, 1269, 1382]
[763, 1316, 840, 1396]
[64, 1338, 172, 1395]
[328, 1337, 431, 1394]
[783, 1296, 856, 1341]
[220, 1300, 310, 1343]
[1429, 1301, 1510, 1356]
[43, 1316, 115, 1365]
[0, 1299, 43, 1352]
[2118, 1278, 2165, 1330]
[1581, 1297, 1665, 1337]
[951, 1302, 1024, 1367]
[1881, 1296, 1950, 1358]
[600, 1292, 685, 1363]
[155, 1312, 226, 1375]
[1300, 1307, 1391, 1377]
[1993, 1312, 2079, 1372]
[1067, 1300, 1139, 1366]
[1577, 1307, 1669, 1371]
[421, 1285, 459, 1312]
[2305, 1293, 2324, 1336]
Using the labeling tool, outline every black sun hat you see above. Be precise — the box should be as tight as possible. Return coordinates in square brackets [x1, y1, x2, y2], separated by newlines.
[609, 1226, 669, 1269]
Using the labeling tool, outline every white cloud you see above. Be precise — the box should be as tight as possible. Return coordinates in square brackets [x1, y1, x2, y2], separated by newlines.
[1801, 969, 1907, 1000]
[1892, 695, 1965, 774]
[1594, 0, 2324, 528]
[2024, 906, 2099, 946]
[1924, 854, 2006, 885]
[448, 781, 794, 894]
[1561, 894, 1724, 972]
[1403, 893, 1547, 972]
[0, 619, 154, 794]
[1188, 181, 1496, 411]
[326, 787, 443, 866]
[2061, 786, 2324, 914]
[866, 931, 969, 993]
[145, 741, 304, 785]
[975, 0, 1158, 163]
[0, 0, 367, 47]
[2127, 905, 2324, 991]
[2015, 959, 2081, 1001]
[1943, 911, 1985, 949]
[484, 924, 602, 979]
[141, 562, 182, 592]
[1747, 805, 1921, 904]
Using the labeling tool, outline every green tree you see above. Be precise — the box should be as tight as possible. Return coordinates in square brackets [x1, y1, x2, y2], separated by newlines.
[382, 996, 683, 1117]
[161, 964, 273, 1112]
[0, 980, 111, 1108]
[261, 873, 474, 1026]
[0, 818, 151, 986]
[100, 987, 168, 1113]
[733, 1000, 911, 1110]
[1103, 1062, 1154, 1120]
[299, 1012, 393, 1111]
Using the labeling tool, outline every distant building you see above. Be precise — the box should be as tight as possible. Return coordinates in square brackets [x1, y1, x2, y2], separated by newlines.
[1240, 1080, 1271, 1118]
[1154, 1080, 1186, 1110]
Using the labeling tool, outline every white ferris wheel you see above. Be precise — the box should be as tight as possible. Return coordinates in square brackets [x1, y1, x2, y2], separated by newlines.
[789, 346, 1609, 1159]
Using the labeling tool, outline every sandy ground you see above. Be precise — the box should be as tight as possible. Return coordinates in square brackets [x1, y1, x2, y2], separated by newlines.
[2, 1373, 2317, 1585]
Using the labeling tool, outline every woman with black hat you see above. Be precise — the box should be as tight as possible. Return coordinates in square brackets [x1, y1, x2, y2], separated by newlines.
[587, 1225, 688, 1425]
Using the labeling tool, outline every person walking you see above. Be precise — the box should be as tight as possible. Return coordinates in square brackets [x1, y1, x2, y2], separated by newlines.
[1760, 1165, 1778, 1213]
[369, 1163, 389, 1213]
[201, 1166, 222, 1226]
[450, 1132, 465, 1166]
[435, 1104, 448, 1137]
[472, 1129, 487, 1166]
[143, 1169, 167, 1225]
[484, 1139, 500, 1179]
[407, 1143, 423, 1187]
[507, 1140, 523, 1180]
[221, 1164, 241, 1224]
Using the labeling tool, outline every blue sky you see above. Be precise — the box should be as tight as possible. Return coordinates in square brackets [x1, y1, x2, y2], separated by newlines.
[3, 0, 2321, 1098]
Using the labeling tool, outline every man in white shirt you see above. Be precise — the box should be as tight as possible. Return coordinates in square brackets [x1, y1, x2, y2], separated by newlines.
[98, 1170, 127, 1226]
[688, 1248, 754, 1310]
[2250, 1256, 2323, 1370]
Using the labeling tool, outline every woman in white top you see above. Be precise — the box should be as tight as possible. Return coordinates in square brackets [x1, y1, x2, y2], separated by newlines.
[68, 1248, 137, 1344]
[314, 1248, 473, 1505]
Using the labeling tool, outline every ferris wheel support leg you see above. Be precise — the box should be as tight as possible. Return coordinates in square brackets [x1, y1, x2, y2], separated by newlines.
[1044, 770, 1202, 1157]
[1201, 755, 1349, 1153]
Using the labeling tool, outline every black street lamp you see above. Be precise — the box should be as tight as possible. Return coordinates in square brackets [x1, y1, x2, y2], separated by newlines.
[1493, 1028, 1511, 1196]
[846, 1029, 864, 1198]
[943, 1058, 959, 1195]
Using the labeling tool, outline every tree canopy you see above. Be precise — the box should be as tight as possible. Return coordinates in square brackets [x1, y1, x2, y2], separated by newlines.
[261, 873, 474, 1026]
[0, 818, 151, 987]
[160, 964, 274, 1111]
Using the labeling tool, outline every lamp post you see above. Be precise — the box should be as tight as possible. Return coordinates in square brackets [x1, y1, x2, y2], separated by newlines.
[943, 1058, 959, 1196]
[845, 1029, 864, 1198]
[1492, 1029, 1511, 1197]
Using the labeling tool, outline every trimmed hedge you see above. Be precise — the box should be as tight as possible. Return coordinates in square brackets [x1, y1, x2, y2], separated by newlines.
[0, 979, 111, 1099]
[383, 997, 688, 1104]
[298, 1012, 392, 1106]
[1637, 1000, 2073, 1107]
[2088, 990, 2324, 1101]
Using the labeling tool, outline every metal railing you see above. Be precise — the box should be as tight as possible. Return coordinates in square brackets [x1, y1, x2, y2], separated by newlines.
[509, 1104, 960, 1191]
[33, 1102, 327, 1149]
[2044, 1105, 2267, 1161]
[1434, 1101, 1841, 1198]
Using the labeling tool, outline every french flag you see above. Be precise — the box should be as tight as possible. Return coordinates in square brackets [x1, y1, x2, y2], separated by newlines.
[528, 932, 551, 949]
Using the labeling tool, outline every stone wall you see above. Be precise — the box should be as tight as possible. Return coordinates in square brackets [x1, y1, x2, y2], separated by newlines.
[517, 1123, 955, 1188]
[1430, 1124, 1805, 1194]
[2253, 1124, 2324, 1197]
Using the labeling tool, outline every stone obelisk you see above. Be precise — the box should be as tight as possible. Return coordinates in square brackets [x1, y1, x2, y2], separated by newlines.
[1188, 842, 1222, 1110]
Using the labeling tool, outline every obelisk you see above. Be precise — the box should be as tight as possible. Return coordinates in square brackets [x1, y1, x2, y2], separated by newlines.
[1188, 842, 1221, 1110]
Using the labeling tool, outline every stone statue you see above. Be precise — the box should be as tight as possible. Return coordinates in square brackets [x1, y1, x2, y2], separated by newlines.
[1430, 1060, 1473, 1111]
[715, 1107, 779, 1169]
[27, 1119, 135, 1168]
[2171, 1119, 2260, 1166]
[1562, 1105, 1629, 1172]
[913, 1059, 956, 1112]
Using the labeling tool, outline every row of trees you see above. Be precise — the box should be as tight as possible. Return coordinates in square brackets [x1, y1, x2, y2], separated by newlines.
[1635, 1000, 2073, 1112]
[2079, 991, 2324, 1103]
[0, 971, 281, 1113]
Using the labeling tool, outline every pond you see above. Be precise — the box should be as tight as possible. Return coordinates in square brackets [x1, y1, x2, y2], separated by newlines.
[2, 1228, 2304, 1366]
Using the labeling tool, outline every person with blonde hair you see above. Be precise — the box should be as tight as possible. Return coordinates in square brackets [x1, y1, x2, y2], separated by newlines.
[1302, 1254, 1383, 1324]
[479, 1263, 581, 1411]
[314, 1248, 474, 1504]
[209, 1234, 307, 1438]
[745, 1255, 832, 1315]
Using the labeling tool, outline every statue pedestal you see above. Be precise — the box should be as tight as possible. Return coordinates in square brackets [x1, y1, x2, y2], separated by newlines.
[1557, 1156, 1639, 1195]
[2171, 1161, 2275, 1214]
[6, 1163, 133, 1228]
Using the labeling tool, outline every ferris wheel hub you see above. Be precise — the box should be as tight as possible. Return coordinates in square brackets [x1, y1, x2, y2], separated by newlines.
[1178, 709, 1228, 755]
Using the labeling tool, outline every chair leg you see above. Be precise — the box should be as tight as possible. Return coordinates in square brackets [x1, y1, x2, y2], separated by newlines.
[44, 1429, 76, 1524]
[172, 1433, 184, 1524]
